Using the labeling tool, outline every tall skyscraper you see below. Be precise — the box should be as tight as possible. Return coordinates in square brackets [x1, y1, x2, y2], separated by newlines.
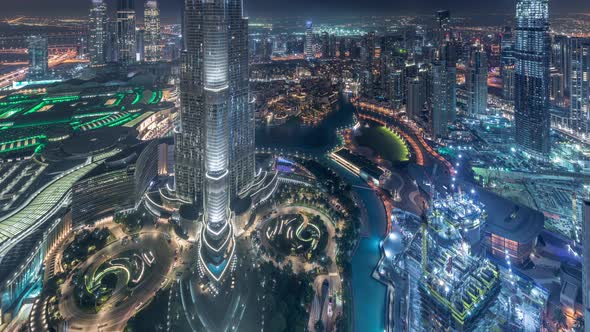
[465, 43, 488, 117]
[431, 60, 456, 138]
[407, 77, 424, 121]
[106, 20, 119, 62]
[89, 0, 108, 66]
[553, 35, 573, 94]
[136, 28, 145, 62]
[321, 32, 330, 59]
[144, 0, 161, 62]
[514, 0, 551, 156]
[435, 10, 451, 47]
[305, 21, 314, 59]
[27, 36, 48, 80]
[501, 26, 516, 102]
[361, 32, 376, 97]
[175, 0, 254, 281]
[570, 38, 590, 132]
[116, 0, 136, 66]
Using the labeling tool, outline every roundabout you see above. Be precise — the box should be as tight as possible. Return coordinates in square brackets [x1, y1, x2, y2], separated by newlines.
[58, 231, 175, 331]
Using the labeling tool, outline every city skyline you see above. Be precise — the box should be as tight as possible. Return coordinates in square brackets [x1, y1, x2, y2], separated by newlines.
[2, 0, 590, 19]
[1, 0, 590, 330]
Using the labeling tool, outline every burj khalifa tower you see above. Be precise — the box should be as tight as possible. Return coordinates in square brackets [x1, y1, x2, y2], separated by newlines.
[175, 0, 254, 282]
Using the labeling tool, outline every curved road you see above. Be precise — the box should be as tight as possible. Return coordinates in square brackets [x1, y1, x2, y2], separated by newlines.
[59, 232, 174, 331]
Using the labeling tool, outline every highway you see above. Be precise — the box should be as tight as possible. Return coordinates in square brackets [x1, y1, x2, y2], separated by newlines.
[0, 51, 78, 89]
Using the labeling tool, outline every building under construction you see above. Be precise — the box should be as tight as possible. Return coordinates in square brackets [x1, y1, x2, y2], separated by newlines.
[375, 193, 544, 331]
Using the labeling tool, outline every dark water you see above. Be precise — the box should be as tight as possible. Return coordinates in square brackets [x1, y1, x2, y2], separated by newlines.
[255, 95, 355, 153]
[328, 160, 387, 332]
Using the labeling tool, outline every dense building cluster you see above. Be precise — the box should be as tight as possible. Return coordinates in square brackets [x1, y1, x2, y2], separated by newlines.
[1, 0, 590, 331]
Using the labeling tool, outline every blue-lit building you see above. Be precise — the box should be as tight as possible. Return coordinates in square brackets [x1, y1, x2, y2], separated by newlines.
[514, 0, 551, 156]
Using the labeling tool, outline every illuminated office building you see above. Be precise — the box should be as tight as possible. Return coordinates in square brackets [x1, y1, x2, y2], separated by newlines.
[501, 26, 516, 102]
[27, 36, 48, 80]
[305, 21, 314, 59]
[465, 43, 488, 117]
[514, 0, 551, 156]
[144, 0, 161, 62]
[361, 32, 376, 97]
[407, 77, 424, 121]
[89, 0, 108, 66]
[117, 0, 136, 65]
[431, 60, 456, 138]
[570, 38, 590, 132]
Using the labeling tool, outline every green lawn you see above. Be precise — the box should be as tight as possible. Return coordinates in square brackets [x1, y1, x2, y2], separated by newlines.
[356, 125, 409, 163]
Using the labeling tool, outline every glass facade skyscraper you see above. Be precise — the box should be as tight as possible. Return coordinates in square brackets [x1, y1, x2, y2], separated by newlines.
[116, 0, 136, 65]
[466, 43, 488, 117]
[431, 60, 456, 138]
[514, 0, 551, 155]
[89, 0, 107, 66]
[144, 0, 161, 62]
[570, 38, 590, 132]
[305, 21, 314, 59]
[175, 0, 254, 281]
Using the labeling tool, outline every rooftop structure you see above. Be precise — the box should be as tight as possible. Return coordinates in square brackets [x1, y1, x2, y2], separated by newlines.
[0, 78, 173, 160]
[429, 191, 487, 247]
[479, 187, 544, 265]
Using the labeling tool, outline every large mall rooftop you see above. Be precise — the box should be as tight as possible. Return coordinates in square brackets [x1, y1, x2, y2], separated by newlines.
[0, 79, 172, 160]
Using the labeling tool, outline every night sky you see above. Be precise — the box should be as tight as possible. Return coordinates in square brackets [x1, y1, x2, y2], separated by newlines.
[2, 0, 589, 20]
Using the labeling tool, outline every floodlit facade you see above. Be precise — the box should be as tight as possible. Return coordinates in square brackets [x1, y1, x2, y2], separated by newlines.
[116, 0, 136, 65]
[514, 0, 551, 156]
[175, 0, 254, 281]
[144, 0, 161, 62]
[89, 0, 108, 66]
